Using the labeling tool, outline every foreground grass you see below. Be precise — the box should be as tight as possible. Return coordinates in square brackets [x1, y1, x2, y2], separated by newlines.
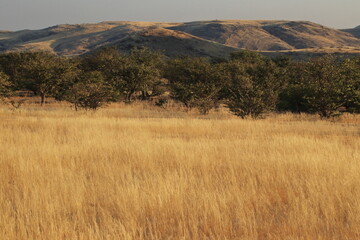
[0, 105, 360, 239]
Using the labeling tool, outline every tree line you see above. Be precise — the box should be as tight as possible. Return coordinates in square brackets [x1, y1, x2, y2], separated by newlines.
[0, 47, 359, 118]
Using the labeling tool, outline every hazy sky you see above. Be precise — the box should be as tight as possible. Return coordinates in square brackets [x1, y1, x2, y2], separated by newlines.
[0, 0, 359, 31]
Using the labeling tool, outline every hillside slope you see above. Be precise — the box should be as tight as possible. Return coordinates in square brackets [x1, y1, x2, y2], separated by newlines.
[112, 27, 237, 58]
[342, 26, 360, 38]
[0, 21, 236, 58]
[170, 20, 360, 50]
[1, 20, 360, 57]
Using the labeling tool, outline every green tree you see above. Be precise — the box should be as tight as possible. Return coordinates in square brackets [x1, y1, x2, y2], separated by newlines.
[166, 57, 227, 114]
[340, 57, 360, 113]
[0, 52, 35, 90]
[230, 50, 265, 65]
[81, 47, 164, 103]
[80, 46, 122, 75]
[19, 51, 77, 105]
[63, 71, 115, 110]
[0, 71, 11, 99]
[303, 55, 349, 118]
[277, 61, 311, 113]
[118, 48, 164, 102]
[225, 57, 281, 118]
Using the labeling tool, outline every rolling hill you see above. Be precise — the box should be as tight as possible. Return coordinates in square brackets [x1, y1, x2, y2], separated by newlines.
[112, 27, 237, 58]
[0, 20, 359, 58]
[342, 25, 360, 39]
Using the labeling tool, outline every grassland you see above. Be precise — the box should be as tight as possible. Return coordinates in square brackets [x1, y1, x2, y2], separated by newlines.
[0, 103, 360, 239]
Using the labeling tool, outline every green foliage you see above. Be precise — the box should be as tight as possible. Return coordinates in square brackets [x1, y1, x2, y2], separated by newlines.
[278, 56, 360, 117]
[340, 57, 360, 113]
[79, 46, 122, 74]
[277, 62, 311, 113]
[118, 47, 164, 102]
[302, 56, 350, 118]
[166, 57, 227, 114]
[81, 47, 164, 103]
[230, 50, 265, 65]
[1, 48, 359, 118]
[0, 52, 34, 90]
[18, 51, 77, 105]
[278, 84, 310, 113]
[0, 71, 12, 99]
[63, 71, 115, 110]
[225, 58, 281, 118]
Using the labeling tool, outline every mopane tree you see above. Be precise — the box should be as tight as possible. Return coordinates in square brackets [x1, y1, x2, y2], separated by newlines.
[63, 71, 115, 110]
[19, 51, 77, 105]
[166, 57, 227, 114]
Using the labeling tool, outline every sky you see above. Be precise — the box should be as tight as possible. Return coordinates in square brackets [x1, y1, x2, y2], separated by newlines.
[0, 0, 359, 31]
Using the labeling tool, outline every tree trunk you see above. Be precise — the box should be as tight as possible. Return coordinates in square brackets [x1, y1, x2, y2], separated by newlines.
[126, 90, 135, 104]
[141, 91, 149, 101]
[40, 93, 46, 106]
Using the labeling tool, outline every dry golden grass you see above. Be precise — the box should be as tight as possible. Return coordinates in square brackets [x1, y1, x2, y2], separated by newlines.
[0, 103, 360, 239]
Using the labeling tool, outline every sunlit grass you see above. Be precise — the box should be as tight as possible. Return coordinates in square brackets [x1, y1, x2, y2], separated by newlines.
[0, 103, 359, 239]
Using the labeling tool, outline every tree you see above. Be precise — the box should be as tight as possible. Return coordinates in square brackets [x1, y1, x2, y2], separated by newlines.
[118, 48, 164, 102]
[81, 47, 164, 103]
[0, 52, 35, 90]
[225, 58, 281, 118]
[79, 46, 123, 75]
[0, 71, 11, 99]
[277, 61, 311, 113]
[340, 57, 360, 113]
[19, 51, 77, 105]
[230, 50, 265, 65]
[166, 57, 227, 114]
[63, 71, 115, 110]
[303, 55, 349, 118]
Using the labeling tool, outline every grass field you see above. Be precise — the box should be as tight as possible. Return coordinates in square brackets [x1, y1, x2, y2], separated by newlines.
[0, 103, 360, 239]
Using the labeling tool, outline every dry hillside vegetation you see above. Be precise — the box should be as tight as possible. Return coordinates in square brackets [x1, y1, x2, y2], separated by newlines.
[343, 25, 360, 38]
[170, 20, 360, 50]
[0, 104, 360, 239]
[113, 27, 237, 58]
[1, 20, 359, 57]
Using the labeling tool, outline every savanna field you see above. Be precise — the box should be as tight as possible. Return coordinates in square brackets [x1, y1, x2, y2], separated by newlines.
[1, 103, 360, 239]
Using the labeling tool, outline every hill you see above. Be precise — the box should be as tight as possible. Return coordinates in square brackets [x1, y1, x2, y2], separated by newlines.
[342, 25, 360, 39]
[0, 22, 236, 58]
[1, 20, 360, 58]
[112, 27, 237, 58]
[169, 20, 360, 50]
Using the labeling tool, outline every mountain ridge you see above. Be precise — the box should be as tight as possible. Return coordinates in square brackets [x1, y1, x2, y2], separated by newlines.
[1, 20, 360, 58]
